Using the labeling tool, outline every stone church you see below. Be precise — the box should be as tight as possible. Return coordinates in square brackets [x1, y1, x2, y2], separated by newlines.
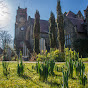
[14, 7, 49, 57]
[14, 6, 88, 56]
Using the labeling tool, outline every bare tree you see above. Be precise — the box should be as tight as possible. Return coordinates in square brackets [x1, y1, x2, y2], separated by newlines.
[0, 30, 12, 49]
[0, 0, 11, 44]
[0, 30, 12, 61]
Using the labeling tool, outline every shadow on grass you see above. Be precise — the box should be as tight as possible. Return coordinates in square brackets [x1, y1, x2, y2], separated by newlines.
[46, 81, 61, 87]
[21, 68, 62, 87]
[20, 74, 44, 87]
[27, 68, 37, 75]
[20, 73, 62, 87]
[21, 74, 29, 79]
[72, 77, 77, 80]
[27, 68, 34, 72]
[53, 73, 62, 77]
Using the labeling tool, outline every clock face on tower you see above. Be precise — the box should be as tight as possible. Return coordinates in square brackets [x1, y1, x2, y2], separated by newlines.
[20, 26, 25, 31]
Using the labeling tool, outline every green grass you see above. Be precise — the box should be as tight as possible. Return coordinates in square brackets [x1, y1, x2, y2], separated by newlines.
[0, 62, 88, 88]
[79, 58, 88, 62]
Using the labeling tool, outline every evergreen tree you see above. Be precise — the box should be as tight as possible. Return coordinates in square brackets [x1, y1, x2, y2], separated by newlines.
[49, 11, 57, 48]
[33, 10, 40, 54]
[57, 0, 65, 52]
[85, 6, 88, 35]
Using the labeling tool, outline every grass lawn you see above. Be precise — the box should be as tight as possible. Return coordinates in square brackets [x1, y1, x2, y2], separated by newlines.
[0, 62, 88, 88]
[79, 58, 88, 62]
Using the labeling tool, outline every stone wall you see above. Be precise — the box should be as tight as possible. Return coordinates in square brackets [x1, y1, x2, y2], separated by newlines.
[64, 16, 75, 48]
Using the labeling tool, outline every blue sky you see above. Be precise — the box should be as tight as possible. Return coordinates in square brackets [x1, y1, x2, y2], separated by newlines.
[8, 0, 88, 20]
[0, 0, 88, 39]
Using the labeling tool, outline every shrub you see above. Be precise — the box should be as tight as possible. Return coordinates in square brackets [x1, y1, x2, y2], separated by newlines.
[74, 59, 84, 76]
[49, 59, 55, 75]
[35, 58, 55, 81]
[74, 59, 87, 86]
[39, 61, 49, 81]
[35, 61, 49, 81]
[74, 60, 82, 76]
[17, 51, 24, 76]
[65, 48, 79, 61]
[3, 46, 8, 61]
[37, 50, 49, 61]
[36, 61, 41, 73]
[11, 55, 18, 61]
[52, 49, 65, 62]
[79, 74, 87, 86]
[31, 51, 37, 61]
[2, 61, 10, 79]
[37, 48, 79, 62]
[55, 65, 63, 72]
[11, 50, 18, 61]
[73, 38, 88, 57]
[37, 49, 65, 62]
[62, 70, 68, 88]
[66, 59, 73, 78]
[79, 61, 87, 86]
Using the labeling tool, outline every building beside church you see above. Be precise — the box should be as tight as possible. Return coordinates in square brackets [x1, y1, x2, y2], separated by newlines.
[14, 6, 88, 57]
[64, 6, 88, 48]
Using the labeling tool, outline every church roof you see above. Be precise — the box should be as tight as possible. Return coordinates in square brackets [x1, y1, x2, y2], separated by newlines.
[66, 11, 76, 18]
[66, 11, 84, 32]
[30, 18, 49, 33]
[68, 17, 84, 32]
[77, 10, 84, 19]
[40, 20, 49, 33]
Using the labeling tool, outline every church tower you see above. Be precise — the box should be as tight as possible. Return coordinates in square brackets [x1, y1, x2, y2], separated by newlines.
[14, 6, 27, 53]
